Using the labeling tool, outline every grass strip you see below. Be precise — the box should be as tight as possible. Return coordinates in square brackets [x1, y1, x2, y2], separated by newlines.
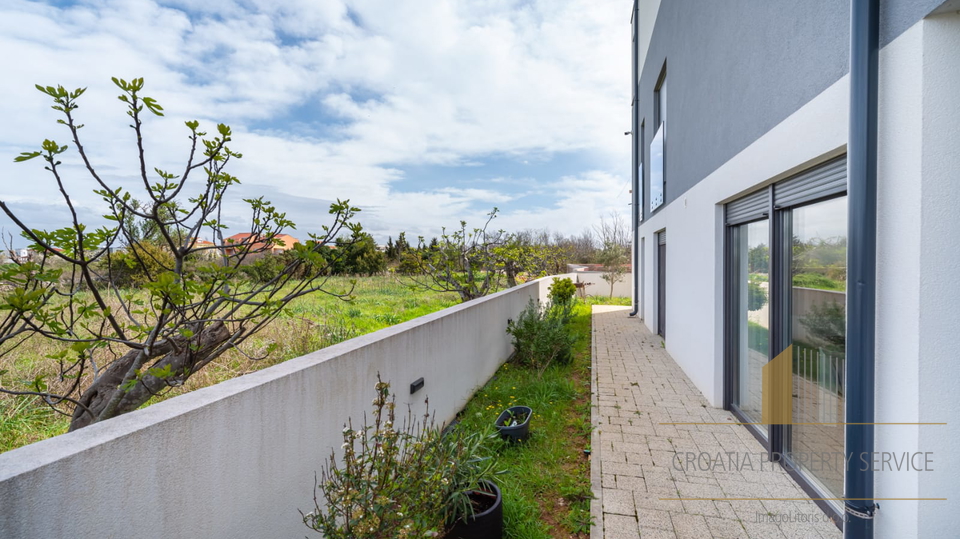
[454, 296, 629, 538]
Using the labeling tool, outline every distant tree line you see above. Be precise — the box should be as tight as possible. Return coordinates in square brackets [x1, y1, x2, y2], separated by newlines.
[381, 209, 630, 302]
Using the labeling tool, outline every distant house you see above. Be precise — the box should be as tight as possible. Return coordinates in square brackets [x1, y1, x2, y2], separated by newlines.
[185, 238, 219, 260]
[12, 249, 32, 264]
[189, 238, 216, 249]
[222, 233, 299, 257]
[8, 247, 62, 263]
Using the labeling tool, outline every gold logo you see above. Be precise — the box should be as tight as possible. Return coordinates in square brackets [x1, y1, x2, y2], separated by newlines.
[762, 345, 793, 425]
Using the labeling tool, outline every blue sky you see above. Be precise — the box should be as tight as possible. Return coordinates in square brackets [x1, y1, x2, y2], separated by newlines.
[0, 0, 631, 246]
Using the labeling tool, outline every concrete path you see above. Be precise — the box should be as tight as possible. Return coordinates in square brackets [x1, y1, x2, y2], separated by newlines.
[590, 306, 842, 539]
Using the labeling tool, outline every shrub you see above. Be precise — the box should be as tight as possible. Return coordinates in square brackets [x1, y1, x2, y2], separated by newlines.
[240, 255, 285, 283]
[396, 251, 423, 275]
[303, 377, 449, 538]
[747, 280, 767, 311]
[101, 242, 175, 288]
[547, 277, 576, 306]
[303, 377, 502, 538]
[506, 299, 576, 373]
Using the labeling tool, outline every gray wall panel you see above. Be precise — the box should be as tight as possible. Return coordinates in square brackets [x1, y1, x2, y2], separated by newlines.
[881, 0, 946, 45]
[639, 0, 941, 220]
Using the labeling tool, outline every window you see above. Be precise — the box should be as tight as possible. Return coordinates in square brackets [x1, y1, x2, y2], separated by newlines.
[649, 124, 664, 212]
[724, 156, 848, 521]
[650, 64, 666, 213]
[655, 73, 666, 127]
[638, 120, 644, 222]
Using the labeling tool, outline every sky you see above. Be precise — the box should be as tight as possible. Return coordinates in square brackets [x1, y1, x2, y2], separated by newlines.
[0, 0, 632, 247]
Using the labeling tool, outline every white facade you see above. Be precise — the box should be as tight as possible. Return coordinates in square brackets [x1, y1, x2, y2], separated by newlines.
[635, 11, 959, 538]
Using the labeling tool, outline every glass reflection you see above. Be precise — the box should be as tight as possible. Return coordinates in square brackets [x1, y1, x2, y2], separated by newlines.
[789, 196, 847, 501]
[735, 219, 769, 430]
[649, 124, 664, 211]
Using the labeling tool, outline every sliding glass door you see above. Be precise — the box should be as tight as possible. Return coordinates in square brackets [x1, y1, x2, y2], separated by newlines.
[786, 196, 847, 502]
[730, 219, 770, 433]
[724, 156, 848, 524]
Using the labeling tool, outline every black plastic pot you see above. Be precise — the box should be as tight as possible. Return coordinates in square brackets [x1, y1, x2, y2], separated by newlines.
[495, 405, 532, 442]
[445, 480, 503, 539]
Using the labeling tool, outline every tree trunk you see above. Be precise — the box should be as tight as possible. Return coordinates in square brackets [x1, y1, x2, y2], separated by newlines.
[69, 321, 233, 431]
[504, 263, 518, 288]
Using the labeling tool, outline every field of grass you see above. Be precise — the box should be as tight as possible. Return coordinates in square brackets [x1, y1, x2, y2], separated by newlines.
[0, 276, 460, 453]
[454, 296, 629, 539]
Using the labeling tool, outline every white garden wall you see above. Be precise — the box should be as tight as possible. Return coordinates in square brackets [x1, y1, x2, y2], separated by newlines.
[0, 279, 544, 539]
[544, 272, 633, 299]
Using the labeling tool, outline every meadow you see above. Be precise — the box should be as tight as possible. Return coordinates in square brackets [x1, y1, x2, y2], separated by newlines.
[0, 276, 460, 453]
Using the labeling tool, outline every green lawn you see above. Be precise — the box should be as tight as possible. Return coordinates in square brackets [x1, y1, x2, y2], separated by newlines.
[453, 296, 629, 538]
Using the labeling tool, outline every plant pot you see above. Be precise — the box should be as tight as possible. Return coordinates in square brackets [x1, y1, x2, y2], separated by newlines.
[445, 480, 503, 539]
[495, 405, 532, 442]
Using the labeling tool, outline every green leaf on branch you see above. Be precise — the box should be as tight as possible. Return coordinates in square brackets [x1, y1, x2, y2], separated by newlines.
[147, 365, 174, 380]
[142, 96, 164, 116]
[14, 151, 41, 162]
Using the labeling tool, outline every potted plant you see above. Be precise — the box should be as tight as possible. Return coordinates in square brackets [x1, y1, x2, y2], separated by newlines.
[495, 405, 532, 442]
[441, 426, 505, 539]
[444, 479, 502, 539]
[303, 377, 506, 539]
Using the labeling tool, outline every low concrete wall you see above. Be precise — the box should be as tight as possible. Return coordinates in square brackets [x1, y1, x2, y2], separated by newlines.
[791, 287, 845, 343]
[0, 280, 542, 539]
[547, 272, 632, 299]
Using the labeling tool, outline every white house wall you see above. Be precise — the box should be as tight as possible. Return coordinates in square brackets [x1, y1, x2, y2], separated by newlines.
[874, 19, 923, 539]
[636, 13, 958, 535]
[637, 67, 849, 407]
[917, 10, 960, 538]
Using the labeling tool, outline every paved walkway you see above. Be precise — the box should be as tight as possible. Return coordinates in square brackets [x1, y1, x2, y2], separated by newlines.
[590, 306, 842, 539]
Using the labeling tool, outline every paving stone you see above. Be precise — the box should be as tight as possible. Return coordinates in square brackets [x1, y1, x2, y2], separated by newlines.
[603, 488, 637, 516]
[670, 513, 712, 539]
[740, 520, 788, 539]
[704, 516, 749, 539]
[680, 499, 721, 518]
[604, 513, 641, 539]
[639, 526, 678, 539]
[636, 508, 674, 530]
[617, 474, 647, 492]
[602, 473, 618, 488]
[634, 494, 685, 513]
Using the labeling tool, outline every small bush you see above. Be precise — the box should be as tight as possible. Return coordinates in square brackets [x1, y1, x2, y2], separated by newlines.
[507, 299, 576, 373]
[303, 378, 449, 538]
[240, 255, 286, 283]
[101, 242, 175, 288]
[303, 377, 501, 538]
[548, 277, 577, 306]
[395, 252, 423, 275]
[747, 280, 767, 311]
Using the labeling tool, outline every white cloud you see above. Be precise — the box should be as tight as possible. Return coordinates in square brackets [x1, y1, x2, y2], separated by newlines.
[495, 170, 631, 236]
[0, 0, 631, 244]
